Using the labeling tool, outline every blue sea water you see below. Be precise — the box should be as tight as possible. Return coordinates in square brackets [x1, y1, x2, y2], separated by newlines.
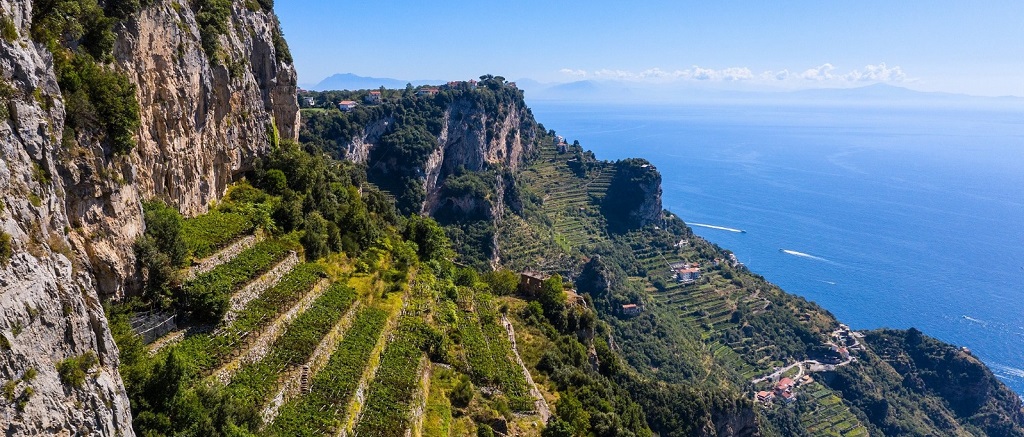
[529, 101, 1024, 394]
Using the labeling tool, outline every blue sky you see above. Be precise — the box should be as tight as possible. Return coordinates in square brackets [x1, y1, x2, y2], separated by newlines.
[275, 1, 1024, 96]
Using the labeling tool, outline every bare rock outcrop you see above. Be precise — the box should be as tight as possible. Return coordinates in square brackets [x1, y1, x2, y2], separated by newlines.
[422, 95, 534, 216]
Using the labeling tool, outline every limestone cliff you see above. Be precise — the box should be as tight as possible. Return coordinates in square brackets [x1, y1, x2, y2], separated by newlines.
[0, 0, 297, 434]
[68, 0, 299, 299]
[337, 83, 535, 219]
[422, 94, 534, 221]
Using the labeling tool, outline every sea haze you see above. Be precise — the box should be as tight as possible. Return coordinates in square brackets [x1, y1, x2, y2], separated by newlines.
[529, 101, 1024, 394]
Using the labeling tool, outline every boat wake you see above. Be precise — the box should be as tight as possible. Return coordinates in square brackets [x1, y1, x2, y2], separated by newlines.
[689, 222, 746, 233]
[962, 315, 988, 326]
[780, 249, 831, 263]
[817, 280, 837, 285]
[990, 362, 1024, 379]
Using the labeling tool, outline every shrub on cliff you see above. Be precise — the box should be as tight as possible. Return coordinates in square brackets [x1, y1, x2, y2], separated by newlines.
[142, 201, 188, 267]
[0, 230, 12, 264]
[194, 0, 232, 63]
[57, 352, 97, 388]
[32, 0, 142, 155]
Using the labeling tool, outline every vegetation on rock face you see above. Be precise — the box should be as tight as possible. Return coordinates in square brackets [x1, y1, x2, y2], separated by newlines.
[271, 25, 291, 65]
[301, 82, 522, 188]
[0, 230, 13, 264]
[0, 15, 18, 42]
[192, 0, 232, 63]
[31, 0, 142, 155]
[601, 158, 661, 234]
[56, 352, 97, 388]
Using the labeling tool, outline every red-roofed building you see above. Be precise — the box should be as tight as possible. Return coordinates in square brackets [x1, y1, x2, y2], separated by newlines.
[779, 390, 796, 404]
[756, 391, 774, 403]
[416, 87, 440, 97]
[676, 267, 700, 284]
[776, 377, 795, 393]
[621, 303, 643, 316]
[338, 100, 358, 111]
[365, 90, 382, 104]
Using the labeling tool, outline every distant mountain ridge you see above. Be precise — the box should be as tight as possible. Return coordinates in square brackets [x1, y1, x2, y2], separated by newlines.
[311, 73, 440, 91]
[311, 74, 1024, 105]
[522, 80, 1024, 106]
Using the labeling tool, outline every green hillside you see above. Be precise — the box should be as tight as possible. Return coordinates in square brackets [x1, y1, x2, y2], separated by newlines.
[109, 82, 1024, 436]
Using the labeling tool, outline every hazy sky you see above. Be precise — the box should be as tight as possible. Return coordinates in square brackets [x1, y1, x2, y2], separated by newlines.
[275, 1, 1024, 96]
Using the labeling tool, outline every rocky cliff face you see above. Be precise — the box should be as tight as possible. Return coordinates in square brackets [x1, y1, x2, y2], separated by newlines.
[68, 0, 299, 299]
[603, 158, 663, 233]
[343, 92, 535, 217]
[0, 0, 297, 434]
[422, 96, 534, 217]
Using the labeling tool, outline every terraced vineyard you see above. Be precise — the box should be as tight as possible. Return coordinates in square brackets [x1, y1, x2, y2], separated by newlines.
[474, 294, 534, 411]
[352, 316, 430, 436]
[501, 139, 878, 434]
[496, 215, 565, 272]
[518, 143, 616, 257]
[165, 262, 326, 373]
[266, 306, 389, 436]
[799, 382, 869, 437]
[179, 238, 297, 321]
[181, 209, 256, 259]
[223, 282, 357, 417]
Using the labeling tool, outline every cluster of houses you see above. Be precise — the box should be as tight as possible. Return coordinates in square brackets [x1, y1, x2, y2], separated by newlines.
[825, 324, 862, 363]
[340, 89, 384, 111]
[300, 78, 512, 112]
[825, 345, 851, 364]
[445, 79, 478, 90]
[669, 261, 701, 284]
[756, 374, 814, 406]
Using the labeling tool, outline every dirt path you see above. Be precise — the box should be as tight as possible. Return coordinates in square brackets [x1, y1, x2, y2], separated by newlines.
[502, 314, 551, 422]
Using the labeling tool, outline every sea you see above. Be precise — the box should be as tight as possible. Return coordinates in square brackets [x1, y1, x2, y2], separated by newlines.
[529, 100, 1024, 395]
